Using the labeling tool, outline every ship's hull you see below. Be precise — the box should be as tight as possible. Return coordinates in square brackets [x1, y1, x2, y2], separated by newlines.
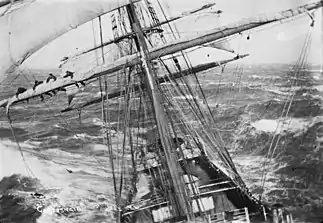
[120, 140, 271, 223]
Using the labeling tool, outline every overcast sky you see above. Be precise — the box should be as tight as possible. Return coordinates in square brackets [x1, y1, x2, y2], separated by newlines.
[23, 0, 322, 69]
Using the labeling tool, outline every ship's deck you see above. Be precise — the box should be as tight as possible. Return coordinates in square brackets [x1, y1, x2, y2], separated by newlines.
[137, 142, 202, 171]
[122, 139, 270, 222]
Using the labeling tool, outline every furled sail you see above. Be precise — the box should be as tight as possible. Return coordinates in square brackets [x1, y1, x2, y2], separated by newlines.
[61, 54, 249, 112]
[167, 5, 235, 54]
[60, 2, 231, 75]
[0, 0, 139, 84]
[61, 3, 217, 63]
[1, 0, 322, 110]
[0, 0, 15, 8]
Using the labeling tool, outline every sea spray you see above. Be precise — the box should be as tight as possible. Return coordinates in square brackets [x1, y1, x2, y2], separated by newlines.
[35, 198, 117, 219]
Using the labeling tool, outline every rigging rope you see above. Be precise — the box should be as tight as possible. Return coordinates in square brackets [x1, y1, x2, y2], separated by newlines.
[214, 64, 225, 104]
[6, 109, 75, 219]
[7, 111, 35, 178]
[259, 24, 313, 201]
[145, 0, 246, 187]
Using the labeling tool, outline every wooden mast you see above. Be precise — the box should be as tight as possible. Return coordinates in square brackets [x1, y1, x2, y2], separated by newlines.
[125, 0, 193, 220]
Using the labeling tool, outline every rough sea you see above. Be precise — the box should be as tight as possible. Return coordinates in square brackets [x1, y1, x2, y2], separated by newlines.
[0, 63, 322, 223]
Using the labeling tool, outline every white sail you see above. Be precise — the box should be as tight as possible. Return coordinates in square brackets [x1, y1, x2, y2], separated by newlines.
[204, 41, 235, 53]
[172, 9, 236, 54]
[1, 0, 322, 110]
[0, 0, 138, 84]
[60, 3, 218, 63]
[59, 2, 229, 76]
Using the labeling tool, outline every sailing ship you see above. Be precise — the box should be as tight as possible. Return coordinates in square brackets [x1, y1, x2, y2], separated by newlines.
[0, 0, 322, 222]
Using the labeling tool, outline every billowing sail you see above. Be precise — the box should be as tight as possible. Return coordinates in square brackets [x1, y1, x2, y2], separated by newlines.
[171, 7, 236, 54]
[1, 0, 322, 110]
[59, 2, 219, 78]
[0, 0, 138, 84]
[0, 0, 13, 8]
[0, 0, 29, 15]
[204, 41, 235, 53]
[60, 3, 218, 63]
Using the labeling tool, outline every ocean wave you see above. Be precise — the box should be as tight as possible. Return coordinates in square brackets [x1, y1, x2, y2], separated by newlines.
[0, 120, 41, 130]
[91, 118, 118, 127]
[249, 74, 283, 81]
[1, 64, 322, 222]
[0, 141, 123, 223]
[66, 133, 101, 141]
[313, 85, 323, 92]
[301, 93, 323, 100]
[232, 114, 323, 222]
[266, 88, 292, 96]
[312, 74, 322, 80]
[233, 155, 281, 197]
[0, 139, 68, 187]
[245, 84, 265, 90]
[306, 69, 323, 72]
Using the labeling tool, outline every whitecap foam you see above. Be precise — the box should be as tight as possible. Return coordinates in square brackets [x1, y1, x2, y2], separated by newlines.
[266, 86, 318, 96]
[94, 92, 106, 97]
[313, 85, 323, 92]
[251, 118, 310, 135]
[0, 140, 119, 222]
[266, 88, 292, 96]
[69, 133, 99, 140]
[301, 93, 323, 100]
[249, 74, 282, 81]
[233, 155, 283, 197]
[0, 139, 68, 188]
[312, 74, 321, 80]
[306, 69, 323, 72]
[91, 118, 119, 127]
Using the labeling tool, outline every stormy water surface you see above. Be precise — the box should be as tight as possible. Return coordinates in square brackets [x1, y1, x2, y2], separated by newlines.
[0, 64, 322, 223]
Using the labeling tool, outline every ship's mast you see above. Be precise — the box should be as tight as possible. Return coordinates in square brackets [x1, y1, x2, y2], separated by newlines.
[126, 1, 192, 220]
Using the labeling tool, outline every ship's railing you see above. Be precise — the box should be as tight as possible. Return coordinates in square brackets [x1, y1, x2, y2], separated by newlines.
[198, 177, 232, 185]
[123, 184, 238, 217]
[123, 200, 169, 216]
[186, 177, 235, 197]
[197, 180, 232, 194]
[125, 178, 236, 211]
[210, 207, 250, 223]
[192, 186, 238, 198]
[198, 180, 231, 189]
[271, 208, 294, 223]
[123, 192, 168, 216]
